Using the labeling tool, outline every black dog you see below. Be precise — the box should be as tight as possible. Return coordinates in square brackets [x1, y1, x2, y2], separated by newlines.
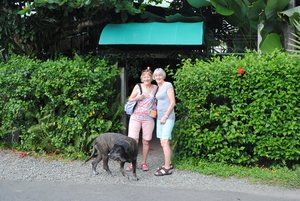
[84, 132, 138, 180]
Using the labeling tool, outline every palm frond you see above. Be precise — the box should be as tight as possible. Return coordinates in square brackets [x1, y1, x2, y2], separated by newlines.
[288, 20, 300, 53]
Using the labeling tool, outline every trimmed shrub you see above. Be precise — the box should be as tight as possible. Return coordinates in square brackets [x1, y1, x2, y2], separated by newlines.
[173, 51, 300, 167]
[0, 55, 122, 156]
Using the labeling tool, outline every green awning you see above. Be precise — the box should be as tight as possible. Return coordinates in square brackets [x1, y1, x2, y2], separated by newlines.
[99, 22, 204, 45]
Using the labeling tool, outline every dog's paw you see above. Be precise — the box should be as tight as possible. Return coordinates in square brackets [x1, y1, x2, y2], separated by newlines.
[93, 171, 99, 175]
[106, 170, 113, 176]
[131, 176, 139, 181]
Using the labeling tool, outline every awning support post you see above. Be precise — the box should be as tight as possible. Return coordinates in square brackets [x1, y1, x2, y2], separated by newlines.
[120, 60, 128, 135]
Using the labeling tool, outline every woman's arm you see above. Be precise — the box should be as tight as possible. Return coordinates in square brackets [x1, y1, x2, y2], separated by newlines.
[128, 84, 144, 102]
[164, 87, 176, 118]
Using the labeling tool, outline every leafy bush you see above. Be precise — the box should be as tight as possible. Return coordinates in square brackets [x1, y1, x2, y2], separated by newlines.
[0, 55, 123, 157]
[173, 51, 300, 167]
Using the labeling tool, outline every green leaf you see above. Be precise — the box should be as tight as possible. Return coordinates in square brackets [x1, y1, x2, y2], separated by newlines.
[248, 0, 266, 21]
[84, 0, 92, 6]
[187, 0, 211, 8]
[279, 6, 300, 25]
[279, 6, 300, 18]
[17, 7, 30, 15]
[265, 0, 290, 20]
[209, 0, 234, 16]
[260, 33, 283, 53]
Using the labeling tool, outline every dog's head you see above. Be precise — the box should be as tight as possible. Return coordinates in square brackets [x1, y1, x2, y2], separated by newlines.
[108, 143, 130, 162]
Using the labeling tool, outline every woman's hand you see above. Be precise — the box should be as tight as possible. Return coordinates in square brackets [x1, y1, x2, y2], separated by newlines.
[136, 94, 145, 101]
[160, 115, 168, 124]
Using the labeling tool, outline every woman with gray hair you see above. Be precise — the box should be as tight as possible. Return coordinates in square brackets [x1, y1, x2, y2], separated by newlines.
[153, 68, 176, 176]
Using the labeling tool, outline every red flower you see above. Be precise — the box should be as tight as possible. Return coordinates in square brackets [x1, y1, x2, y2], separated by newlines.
[19, 151, 26, 158]
[237, 67, 245, 76]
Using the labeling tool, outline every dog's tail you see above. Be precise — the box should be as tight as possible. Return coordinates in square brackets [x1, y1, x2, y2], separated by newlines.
[82, 143, 97, 165]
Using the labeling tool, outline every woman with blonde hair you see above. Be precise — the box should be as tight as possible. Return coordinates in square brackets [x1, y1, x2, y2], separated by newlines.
[126, 67, 158, 171]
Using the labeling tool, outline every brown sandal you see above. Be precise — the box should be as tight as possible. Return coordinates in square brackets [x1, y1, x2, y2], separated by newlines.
[156, 164, 174, 171]
[154, 167, 173, 176]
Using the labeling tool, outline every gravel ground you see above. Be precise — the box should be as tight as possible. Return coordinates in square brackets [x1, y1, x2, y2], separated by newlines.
[1, 141, 299, 200]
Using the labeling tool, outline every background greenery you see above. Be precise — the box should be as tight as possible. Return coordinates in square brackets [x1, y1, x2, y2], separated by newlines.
[1, 52, 299, 167]
[0, 55, 123, 158]
[2, 0, 298, 59]
[173, 51, 300, 168]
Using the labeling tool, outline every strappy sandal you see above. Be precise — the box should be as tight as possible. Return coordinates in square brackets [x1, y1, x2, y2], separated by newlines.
[154, 167, 173, 176]
[141, 163, 149, 171]
[126, 165, 133, 171]
[156, 164, 174, 171]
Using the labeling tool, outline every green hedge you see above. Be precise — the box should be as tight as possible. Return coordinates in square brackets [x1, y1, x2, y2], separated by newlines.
[0, 55, 122, 157]
[173, 51, 300, 167]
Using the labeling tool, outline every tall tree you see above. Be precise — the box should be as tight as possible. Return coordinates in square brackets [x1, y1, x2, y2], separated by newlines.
[186, 0, 300, 53]
[0, 0, 162, 59]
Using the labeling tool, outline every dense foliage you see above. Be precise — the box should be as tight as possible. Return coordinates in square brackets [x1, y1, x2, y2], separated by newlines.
[187, 0, 300, 53]
[0, 0, 162, 58]
[1, 0, 298, 59]
[173, 51, 300, 167]
[0, 55, 122, 157]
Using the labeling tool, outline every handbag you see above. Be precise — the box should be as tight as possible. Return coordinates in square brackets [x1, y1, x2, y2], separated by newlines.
[124, 83, 142, 115]
[149, 86, 159, 118]
[149, 109, 157, 118]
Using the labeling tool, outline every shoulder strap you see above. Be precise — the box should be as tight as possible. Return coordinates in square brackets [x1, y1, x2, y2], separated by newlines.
[154, 86, 159, 97]
[137, 83, 142, 94]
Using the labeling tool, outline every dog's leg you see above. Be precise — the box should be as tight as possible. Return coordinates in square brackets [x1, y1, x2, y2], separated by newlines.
[102, 155, 112, 175]
[119, 161, 129, 179]
[131, 159, 139, 181]
[91, 155, 102, 175]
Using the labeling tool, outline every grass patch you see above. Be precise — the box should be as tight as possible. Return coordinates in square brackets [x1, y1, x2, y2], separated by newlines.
[173, 157, 300, 189]
[0, 142, 86, 161]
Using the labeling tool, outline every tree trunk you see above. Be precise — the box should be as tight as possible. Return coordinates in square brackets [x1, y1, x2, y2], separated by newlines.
[257, 22, 264, 53]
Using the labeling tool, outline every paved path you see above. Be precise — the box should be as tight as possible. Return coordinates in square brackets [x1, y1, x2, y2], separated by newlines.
[0, 138, 299, 201]
[1, 180, 299, 201]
